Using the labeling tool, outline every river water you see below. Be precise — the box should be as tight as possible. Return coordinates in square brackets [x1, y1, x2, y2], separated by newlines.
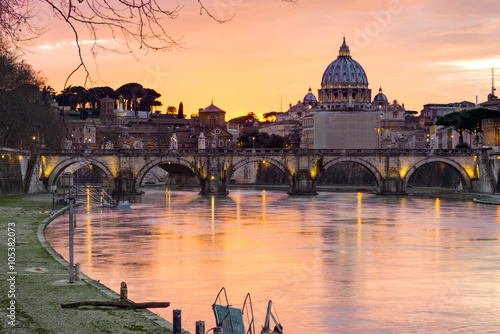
[45, 188, 500, 333]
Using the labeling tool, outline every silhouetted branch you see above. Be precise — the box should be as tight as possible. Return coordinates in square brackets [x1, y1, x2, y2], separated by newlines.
[1, 0, 298, 89]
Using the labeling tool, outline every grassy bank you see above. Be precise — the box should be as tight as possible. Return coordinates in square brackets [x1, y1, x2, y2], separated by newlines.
[0, 193, 172, 333]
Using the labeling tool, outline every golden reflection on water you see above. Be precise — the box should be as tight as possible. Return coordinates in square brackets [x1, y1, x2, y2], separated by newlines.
[84, 187, 93, 268]
[262, 190, 266, 224]
[435, 197, 440, 218]
[45, 189, 500, 334]
[85, 212, 92, 269]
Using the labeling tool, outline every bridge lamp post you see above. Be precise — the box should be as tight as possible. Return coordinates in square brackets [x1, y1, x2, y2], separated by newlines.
[252, 137, 255, 149]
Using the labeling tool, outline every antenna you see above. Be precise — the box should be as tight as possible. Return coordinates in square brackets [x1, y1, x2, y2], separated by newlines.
[277, 95, 287, 113]
[493, 68, 496, 96]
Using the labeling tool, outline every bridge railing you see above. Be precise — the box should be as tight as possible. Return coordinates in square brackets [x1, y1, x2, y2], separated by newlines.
[40, 147, 490, 157]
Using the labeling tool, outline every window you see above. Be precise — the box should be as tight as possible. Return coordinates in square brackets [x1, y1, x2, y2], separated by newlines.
[219, 140, 223, 147]
[227, 140, 231, 147]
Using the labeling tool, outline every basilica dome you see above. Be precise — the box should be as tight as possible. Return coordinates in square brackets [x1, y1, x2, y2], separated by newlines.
[317, 37, 372, 109]
[303, 87, 317, 103]
[321, 38, 369, 88]
[373, 87, 389, 109]
[373, 87, 388, 103]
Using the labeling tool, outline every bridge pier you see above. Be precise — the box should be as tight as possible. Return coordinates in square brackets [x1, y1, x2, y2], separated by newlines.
[378, 177, 406, 195]
[199, 176, 228, 196]
[112, 171, 141, 198]
[288, 171, 317, 195]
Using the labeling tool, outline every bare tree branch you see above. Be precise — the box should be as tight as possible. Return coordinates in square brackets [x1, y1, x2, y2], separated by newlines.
[0, 0, 298, 90]
[0, 0, 42, 46]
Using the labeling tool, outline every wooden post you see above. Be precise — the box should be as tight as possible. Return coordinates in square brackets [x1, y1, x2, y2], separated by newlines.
[195, 321, 205, 334]
[173, 309, 181, 334]
[120, 282, 127, 301]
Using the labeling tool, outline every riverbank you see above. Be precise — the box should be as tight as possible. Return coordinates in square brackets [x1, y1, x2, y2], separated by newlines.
[0, 193, 173, 333]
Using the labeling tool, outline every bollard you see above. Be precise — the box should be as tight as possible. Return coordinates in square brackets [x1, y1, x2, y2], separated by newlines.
[195, 321, 205, 334]
[120, 282, 128, 301]
[173, 309, 182, 334]
[75, 263, 81, 281]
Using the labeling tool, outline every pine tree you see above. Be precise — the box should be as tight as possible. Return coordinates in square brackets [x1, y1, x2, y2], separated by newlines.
[177, 102, 184, 119]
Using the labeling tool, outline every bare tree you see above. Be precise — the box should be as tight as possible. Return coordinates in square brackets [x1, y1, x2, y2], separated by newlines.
[0, 46, 66, 149]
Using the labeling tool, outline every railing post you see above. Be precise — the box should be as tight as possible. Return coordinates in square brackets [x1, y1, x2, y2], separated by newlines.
[195, 321, 205, 334]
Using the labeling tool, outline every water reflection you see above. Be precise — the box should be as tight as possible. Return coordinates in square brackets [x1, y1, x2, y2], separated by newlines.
[45, 188, 500, 333]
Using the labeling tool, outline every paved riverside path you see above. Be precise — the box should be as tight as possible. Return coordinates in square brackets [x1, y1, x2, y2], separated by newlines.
[0, 193, 174, 333]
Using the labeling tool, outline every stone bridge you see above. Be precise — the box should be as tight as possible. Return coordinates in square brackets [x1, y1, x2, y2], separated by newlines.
[38, 148, 500, 196]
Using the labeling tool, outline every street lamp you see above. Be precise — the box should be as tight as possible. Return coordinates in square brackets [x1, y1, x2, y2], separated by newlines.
[252, 137, 255, 149]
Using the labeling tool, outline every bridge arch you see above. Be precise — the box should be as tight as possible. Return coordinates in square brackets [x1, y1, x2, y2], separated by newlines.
[404, 157, 472, 191]
[226, 156, 294, 187]
[134, 157, 200, 192]
[46, 157, 115, 191]
[319, 156, 384, 192]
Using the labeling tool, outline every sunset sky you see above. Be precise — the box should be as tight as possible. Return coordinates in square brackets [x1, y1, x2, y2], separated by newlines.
[25, 0, 500, 119]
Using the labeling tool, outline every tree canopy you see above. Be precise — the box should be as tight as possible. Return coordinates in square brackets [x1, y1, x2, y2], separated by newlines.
[54, 83, 163, 116]
[436, 108, 500, 146]
[0, 46, 66, 149]
[263, 111, 277, 122]
[238, 130, 286, 149]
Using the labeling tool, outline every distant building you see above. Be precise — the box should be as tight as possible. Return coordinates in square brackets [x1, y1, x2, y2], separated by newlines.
[91, 96, 192, 149]
[198, 102, 226, 129]
[480, 95, 500, 112]
[478, 77, 500, 147]
[66, 119, 97, 148]
[313, 111, 380, 149]
[259, 120, 299, 138]
[420, 101, 475, 122]
[194, 102, 234, 149]
[482, 118, 500, 147]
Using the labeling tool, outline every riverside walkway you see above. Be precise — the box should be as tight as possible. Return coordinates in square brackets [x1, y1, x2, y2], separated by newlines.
[0, 193, 174, 333]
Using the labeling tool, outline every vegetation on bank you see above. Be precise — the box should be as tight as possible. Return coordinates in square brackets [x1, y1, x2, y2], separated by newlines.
[0, 193, 170, 333]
